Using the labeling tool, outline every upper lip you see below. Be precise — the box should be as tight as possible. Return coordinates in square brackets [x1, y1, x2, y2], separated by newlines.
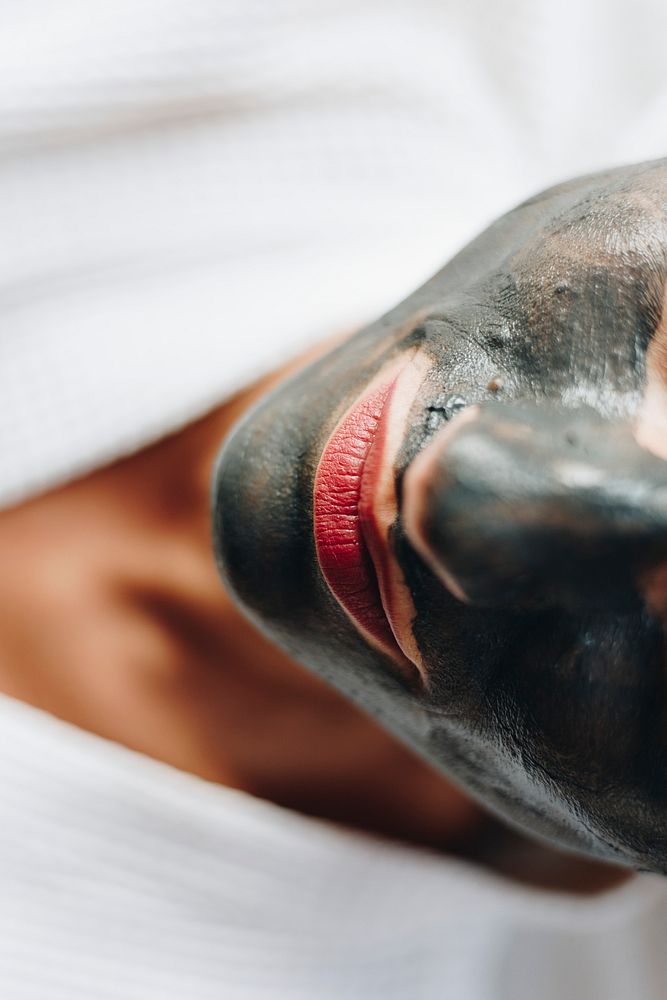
[313, 352, 429, 684]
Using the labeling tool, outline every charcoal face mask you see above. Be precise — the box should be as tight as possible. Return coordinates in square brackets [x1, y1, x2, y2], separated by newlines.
[214, 159, 667, 872]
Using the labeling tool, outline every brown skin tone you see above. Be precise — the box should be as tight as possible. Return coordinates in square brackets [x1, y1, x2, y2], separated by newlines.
[0, 365, 482, 850]
[0, 355, 626, 893]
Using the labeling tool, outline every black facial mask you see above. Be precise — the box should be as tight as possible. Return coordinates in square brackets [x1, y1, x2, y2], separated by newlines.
[214, 159, 667, 872]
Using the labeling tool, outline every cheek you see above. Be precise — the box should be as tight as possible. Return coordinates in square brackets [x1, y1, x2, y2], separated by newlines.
[635, 336, 667, 461]
[635, 261, 667, 459]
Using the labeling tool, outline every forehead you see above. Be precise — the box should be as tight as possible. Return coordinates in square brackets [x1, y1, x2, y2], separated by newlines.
[417, 161, 667, 416]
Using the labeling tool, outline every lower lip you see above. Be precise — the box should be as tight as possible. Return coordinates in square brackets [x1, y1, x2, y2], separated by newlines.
[313, 371, 408, 665]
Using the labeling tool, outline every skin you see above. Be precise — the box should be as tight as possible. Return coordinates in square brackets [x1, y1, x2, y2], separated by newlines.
[0, 323, 622, 892]
[214, 158, 667, 874]
[0, 367, 487, 853]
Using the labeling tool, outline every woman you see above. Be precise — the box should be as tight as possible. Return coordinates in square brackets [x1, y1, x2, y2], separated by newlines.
[3, 3, 667, 996]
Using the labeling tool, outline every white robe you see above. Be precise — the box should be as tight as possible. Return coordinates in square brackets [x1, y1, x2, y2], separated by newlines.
[0, 694, 665, 1000]
[2, 0, 667, 506]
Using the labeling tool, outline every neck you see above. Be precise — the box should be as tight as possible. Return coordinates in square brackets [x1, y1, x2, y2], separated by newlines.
[0, 365, 482, 849]
[0, 360, 629, 890]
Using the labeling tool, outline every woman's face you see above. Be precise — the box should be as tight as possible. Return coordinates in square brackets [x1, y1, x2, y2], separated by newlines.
[214, 159, 667, 872]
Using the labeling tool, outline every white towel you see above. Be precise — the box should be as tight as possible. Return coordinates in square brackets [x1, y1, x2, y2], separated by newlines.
[2, 0, 667, 507]
[0, 693, 664, 1000]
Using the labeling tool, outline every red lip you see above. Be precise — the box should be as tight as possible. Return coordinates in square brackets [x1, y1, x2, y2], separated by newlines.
[314, 378, 400, 657]
[313, 355, 428, 679]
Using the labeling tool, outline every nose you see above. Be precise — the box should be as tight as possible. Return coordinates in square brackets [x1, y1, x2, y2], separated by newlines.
[402, 401, 667, 611]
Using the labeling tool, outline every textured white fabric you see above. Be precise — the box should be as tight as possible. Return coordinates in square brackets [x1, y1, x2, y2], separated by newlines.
[2, 0, 667, 506]
[0, 693, 666, 1000]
